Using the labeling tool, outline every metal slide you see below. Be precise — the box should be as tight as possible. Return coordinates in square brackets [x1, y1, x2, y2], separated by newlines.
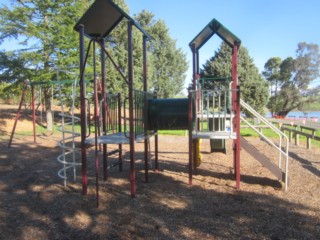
[240, 99, 289, 190]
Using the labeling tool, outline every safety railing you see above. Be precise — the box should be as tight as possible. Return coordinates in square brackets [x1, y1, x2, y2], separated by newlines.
[56, 80, 81, 186]
[102, 93, 121, 134]
[123, 90, 154, 140]
[57, 113, 81, 186]
[190, 86, 234, 136]
[240, 99, 289, 190]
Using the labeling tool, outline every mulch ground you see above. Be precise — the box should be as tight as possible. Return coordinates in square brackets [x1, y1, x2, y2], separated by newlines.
[0, 104, 319, 239]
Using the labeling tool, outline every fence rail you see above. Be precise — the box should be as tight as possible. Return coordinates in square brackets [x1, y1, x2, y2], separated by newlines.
[280, 125, 320, 149]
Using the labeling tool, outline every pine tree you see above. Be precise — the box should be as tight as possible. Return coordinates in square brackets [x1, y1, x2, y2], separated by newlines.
[0, 0, 92, 130]
[263, 42, 320, 117]
[135, 10, 188, 98]
[201, 42, 269, 114]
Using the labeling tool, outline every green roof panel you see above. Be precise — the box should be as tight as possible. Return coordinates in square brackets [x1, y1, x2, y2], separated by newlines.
[189, 18, 241, 50]
[74, 0, 151, 40]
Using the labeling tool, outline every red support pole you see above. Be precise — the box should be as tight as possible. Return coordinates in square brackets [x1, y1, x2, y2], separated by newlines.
[143, 36, 149, 183]
[128, 21, 136, 197]
[191, 43, 197, 89]
[118, 93, 123, 172]
[79, 24, 88, 196]
[93, 40, 100, 207]
[188, 92, 193, 185]
[8, 79, 29, 148]
[154, 134, 159, 172]
[232, 44, 241, 190]
[100, 39, 108, 181]
[31, 84, 36, 144]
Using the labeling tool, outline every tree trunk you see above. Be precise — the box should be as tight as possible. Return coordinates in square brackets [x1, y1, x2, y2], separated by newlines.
[276, 111, 289, 118]
[43, 87, 53, 132]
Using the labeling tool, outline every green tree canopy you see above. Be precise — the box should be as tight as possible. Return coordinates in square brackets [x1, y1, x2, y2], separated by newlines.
[134, 10, 188, 98]
[201, 42, 269, 114]
[263, 42, 320, 117]
[0, 0, 92, 130]
[0, 0, 188, 131]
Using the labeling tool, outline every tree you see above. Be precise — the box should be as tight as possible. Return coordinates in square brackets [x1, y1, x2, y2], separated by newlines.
[0, 0, 188, 133]
[134, 10, 188, 98]
[91, 3, 188, 99]
[0, 0, 91, 131]
[262, 57, 283, 116]
[263, 42, 320, 117]
[201, 42, 269, 114]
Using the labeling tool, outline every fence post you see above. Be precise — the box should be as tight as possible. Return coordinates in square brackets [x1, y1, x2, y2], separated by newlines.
[307, 137, 311, 149]
[294, 133, 300, 146]
[288, 130, 293, 142]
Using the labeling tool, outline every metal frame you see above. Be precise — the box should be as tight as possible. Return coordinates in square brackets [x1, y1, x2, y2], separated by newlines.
[189, 19, 241, 189]
[8, 79, 30, 148]
[76, 5, 152, 205]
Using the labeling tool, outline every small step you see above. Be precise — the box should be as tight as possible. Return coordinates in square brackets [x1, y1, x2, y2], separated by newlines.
[192, 131, 236, 139]
[240, 136, 285, 182]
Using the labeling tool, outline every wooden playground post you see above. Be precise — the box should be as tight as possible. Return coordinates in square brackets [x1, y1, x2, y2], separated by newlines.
[79, 24, 88, 196]
[143, 35, 149, 183]
[128, 21, 136, 197]
[31, 84, 36, 144]
[8, 79, 29, 148]
[232, 44, 241, 190]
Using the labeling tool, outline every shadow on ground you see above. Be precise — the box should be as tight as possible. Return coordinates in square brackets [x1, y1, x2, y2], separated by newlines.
[0, 139, 318, 239]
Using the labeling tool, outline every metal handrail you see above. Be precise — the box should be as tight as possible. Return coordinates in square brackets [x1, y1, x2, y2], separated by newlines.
[240, 99, 289, 190]
[190, 88, 234, 134]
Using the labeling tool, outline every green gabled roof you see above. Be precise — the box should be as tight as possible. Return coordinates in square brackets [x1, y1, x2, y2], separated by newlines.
[74, 0, 151, 40]
[189, 18, 241, 50]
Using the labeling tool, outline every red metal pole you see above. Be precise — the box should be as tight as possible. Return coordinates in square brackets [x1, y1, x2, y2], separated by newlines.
[128, 21, 136, 197]
[188, 91, 193, 185]
[79, 24, 88, 196]
[232, 44, 241, 190]
[118, 93, 123, 172]
[188, 43, 198, 184]
[100, 39, 108, 181]
[31, 84, 36, 144]
[93, 40, 100, 207]
[191, 43, 197, 89]
[143, 36, 149, 183]
[8, 79, 29, 148]
[154, 134, 159, 172]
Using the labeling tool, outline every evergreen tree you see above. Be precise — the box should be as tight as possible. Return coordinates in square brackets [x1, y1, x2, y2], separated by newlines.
[263, 42, 320, 117]
[135, 10, 188, 98]
[201, 42, 269, 114]
[0, 0, 92, 130]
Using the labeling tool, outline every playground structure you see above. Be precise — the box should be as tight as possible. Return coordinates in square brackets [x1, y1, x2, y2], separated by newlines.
[8, 78, 74, 148]
[188, 19, 241, 188]
[8, 78, 84, 187]
[72, 0, 289, 202]
[74, 0, 254, 204]
[74, 0, 154, 205]
[8, 0, 290, 204]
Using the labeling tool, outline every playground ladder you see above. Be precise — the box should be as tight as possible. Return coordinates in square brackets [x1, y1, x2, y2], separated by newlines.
[240, 99, 289, 190]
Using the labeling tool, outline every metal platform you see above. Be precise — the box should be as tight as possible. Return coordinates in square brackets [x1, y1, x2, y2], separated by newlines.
[85, 131, 157, 145]
[192, 131, 236, 139]
[197, 113, 233, 119]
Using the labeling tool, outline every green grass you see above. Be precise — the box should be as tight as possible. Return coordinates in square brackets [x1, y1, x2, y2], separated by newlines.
[158, 129, 187, 136]
[16, 123, 82, 136]
[240, 127, 276, 138]
[240, 124, 320, 148]
[16, 125, 50, 136]
[14, 119, 320, 148]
